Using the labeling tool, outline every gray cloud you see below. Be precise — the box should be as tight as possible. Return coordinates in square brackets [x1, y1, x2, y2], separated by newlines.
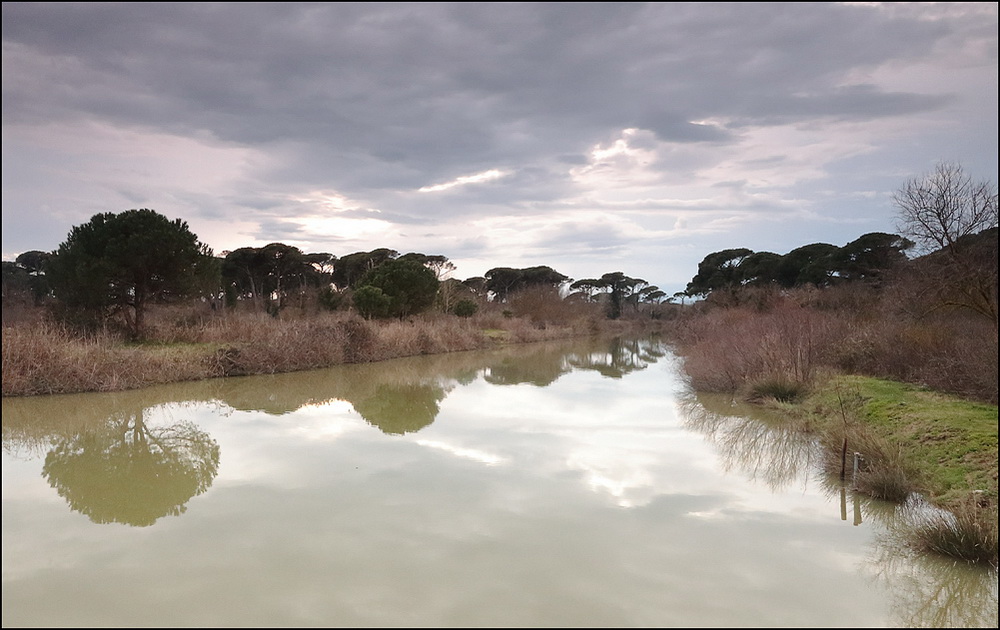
[2, 2, 996, 293]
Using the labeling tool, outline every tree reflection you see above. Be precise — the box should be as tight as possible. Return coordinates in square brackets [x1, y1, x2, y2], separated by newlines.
[352, 383, 446, 435]
[567, 337, 665, 379]
[42, 406, 220, 527]
[681, 391, 998, 627]
[569, 337, 667, 378]
[678, 393, 820, 491]
[485, 336, 668, 385]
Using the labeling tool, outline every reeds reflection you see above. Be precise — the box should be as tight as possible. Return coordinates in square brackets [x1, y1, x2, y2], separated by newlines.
[868, 526, 999, 628]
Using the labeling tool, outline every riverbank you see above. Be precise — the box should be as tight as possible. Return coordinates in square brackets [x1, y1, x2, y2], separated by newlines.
[661, 291, 998, 568]
[1, 307, 664, 397]
[738, 374, 998, 567]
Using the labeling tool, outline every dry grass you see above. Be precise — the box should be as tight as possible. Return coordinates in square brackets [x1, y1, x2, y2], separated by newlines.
[818, 423, 918, 502]
[2, 296, 635, 397]
[902, 494, 998, 568]
[1, 320, 207, 395]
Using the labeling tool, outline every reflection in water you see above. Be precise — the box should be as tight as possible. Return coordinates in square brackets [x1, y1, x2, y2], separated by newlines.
[485, 336, 666, 385]
[2, 335, 664, 527]
[199, 335, 667, 435]
[41, 406, 219, 527]
[5, 334, 994, 627]
[679, 392, 820, 492]
[567, 336, 666, 379]
[354, 383, 447, 435]
[869, 524, 999, 628]
[679, 390, 998, 628]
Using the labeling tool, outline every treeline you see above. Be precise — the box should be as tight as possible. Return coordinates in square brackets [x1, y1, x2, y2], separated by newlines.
[3, 203, 691, 340]
[0, 209, 661, 339]
[684, 232, 913, 298]
[3, 163, 996, 351]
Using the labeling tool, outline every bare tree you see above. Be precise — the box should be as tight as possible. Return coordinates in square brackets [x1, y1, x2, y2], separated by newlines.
[893, 162, 998, 255]
[892, 162, 998, 333]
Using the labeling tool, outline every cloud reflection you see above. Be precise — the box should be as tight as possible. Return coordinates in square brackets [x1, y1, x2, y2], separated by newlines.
[414, 439, 504, 466]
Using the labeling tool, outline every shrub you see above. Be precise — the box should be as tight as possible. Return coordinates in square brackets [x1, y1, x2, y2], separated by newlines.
[748, 377, 807, 403]
[353, 285, 392, 320]
[453, 299, 478, 318]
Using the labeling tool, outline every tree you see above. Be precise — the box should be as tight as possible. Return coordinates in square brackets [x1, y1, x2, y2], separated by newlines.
[3, 251, 51, 304]
[685, 248, 754, 297]
[46, 209, 216, 338]
[222, 244, 334, 313]
[221, 246, 268, 308]
[333, 248, 399, 290]
[893, 163, 998, 330]
[2, 261, 31, 302]
[893, 162, 998, 256]
[352, 285, 393, 320]
[462, 276, 488, 298]
[569, 278, 604, 302]
[827, 232, 913, 284]
[355, 258, 439, 319]
[739, 251, 783, 287]
[398, 252, 456, 280]
[453, 299, 478, 317]
[484, 267, 524, 302]
[485, 265, 570, 302]
[598, 272, 624, 318]
[437, 277, 477, 314]
[775, 243, 839, 287]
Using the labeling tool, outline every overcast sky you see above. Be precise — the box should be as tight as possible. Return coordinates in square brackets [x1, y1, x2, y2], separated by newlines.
[3, 2, 997, 295]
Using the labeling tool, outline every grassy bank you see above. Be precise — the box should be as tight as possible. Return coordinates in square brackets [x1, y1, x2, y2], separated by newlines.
[801, 375, 997, 566]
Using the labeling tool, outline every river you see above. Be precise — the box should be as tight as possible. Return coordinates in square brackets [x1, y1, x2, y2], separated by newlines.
[2, 336, 996, 627]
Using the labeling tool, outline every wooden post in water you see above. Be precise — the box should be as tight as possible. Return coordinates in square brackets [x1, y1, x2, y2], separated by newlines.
[852, 452, 862, 489]
[840, 437, 848, 481]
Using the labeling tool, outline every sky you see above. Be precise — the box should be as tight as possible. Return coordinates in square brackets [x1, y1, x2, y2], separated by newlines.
[2, 2, 997, 296]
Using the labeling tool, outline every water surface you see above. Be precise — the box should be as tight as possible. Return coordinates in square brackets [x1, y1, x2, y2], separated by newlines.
[3, 336, 995, 627]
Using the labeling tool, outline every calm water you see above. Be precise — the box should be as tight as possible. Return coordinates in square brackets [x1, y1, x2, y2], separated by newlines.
[2, 336, 996, 627]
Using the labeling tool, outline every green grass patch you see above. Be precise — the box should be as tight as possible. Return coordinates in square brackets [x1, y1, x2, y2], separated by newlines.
[807, 374, 998, 510]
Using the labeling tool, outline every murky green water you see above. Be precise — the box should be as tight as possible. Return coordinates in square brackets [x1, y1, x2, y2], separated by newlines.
[3, 336, 996, 627]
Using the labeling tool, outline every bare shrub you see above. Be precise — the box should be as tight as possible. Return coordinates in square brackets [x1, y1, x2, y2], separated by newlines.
[506, 286, 599, 327]
[338, 316, 378, 363]
[833, 301, 998, 404]
[672, 298, 847, 395]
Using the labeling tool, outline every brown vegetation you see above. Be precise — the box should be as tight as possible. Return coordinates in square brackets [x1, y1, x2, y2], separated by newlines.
[669, 280, 998, 405]
[665, 274, 997, 566]
[1, 295, 663, 398]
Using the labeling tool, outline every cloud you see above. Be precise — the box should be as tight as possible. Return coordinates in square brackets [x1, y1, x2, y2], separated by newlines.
[418, 169, 509, 193]
[2, 2, 996, 294]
